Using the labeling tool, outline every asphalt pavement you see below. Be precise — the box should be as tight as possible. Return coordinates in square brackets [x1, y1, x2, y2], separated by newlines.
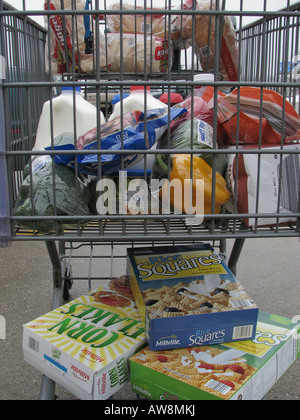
[0, 237, 299, 400]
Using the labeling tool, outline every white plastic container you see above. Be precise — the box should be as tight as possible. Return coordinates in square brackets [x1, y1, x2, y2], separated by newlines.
[194, 73, 215, 96]
[33, 86, 104, 151]
[108, 85, 167, 121]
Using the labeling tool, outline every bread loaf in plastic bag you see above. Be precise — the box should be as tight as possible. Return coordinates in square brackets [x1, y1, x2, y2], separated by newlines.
[180, 0, 239, 81]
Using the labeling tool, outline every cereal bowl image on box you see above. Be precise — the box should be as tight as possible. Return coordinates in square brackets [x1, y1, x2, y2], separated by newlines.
[127, 244, 259, 350]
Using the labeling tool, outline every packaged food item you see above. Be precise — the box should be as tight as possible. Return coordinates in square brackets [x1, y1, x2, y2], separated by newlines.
[130, 311, 300, 400]
[159, 93, 184, 106]
[14, 134, 97, 234]
[179, 0, 239, 81]
[50, 107, 186, 175]
[23, 277, 146, 400]
[44, 0, 97, 74]
[226, 143, 300, 227]
[33, 86, 103, 152]
[128, 244, 259, 351]
[100, 33, 172, 73]
[170, 74, 230, 142]
[218, 87, 300, 146]
[172, 94, 214, 130]
[109, 86, 168, 122]
[151, 154, 230, 217]
[106, 2, 181, 41]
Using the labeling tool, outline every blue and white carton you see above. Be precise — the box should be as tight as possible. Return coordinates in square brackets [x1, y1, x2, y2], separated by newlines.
[128, 244, 259, 351]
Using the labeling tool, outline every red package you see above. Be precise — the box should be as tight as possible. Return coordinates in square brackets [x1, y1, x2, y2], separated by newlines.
[218, 87, 300, 146]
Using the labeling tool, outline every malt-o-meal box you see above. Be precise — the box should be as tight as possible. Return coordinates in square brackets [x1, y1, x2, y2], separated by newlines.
[23, 277, 146, 400]
[130, 312, 300, 400]
[127, 244, 259, 350]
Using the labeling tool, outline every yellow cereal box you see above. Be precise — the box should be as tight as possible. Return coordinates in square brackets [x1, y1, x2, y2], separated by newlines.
[130, 312, 300, 400]
[23, 277, 146, 400]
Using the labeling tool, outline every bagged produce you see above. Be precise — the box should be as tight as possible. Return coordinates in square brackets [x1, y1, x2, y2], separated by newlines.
[218, 87, 300, 146]
[14, 134, 97, 233]
[171, 75, 228, 146]
[226, 143, 300, 227]
[153, 118, 228, 178]
[180, 0, 239, 81]
[172, 95, 214, 130]
[152, 154, 230, 216]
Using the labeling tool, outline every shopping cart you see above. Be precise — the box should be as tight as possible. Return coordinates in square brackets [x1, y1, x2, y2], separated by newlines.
[0, 0, 299, 400]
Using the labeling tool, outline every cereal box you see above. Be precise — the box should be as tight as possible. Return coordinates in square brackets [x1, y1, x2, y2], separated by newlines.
[23, 277, 146, 400]
[130, 312, 300, 400]
[127, 244, 259, 350]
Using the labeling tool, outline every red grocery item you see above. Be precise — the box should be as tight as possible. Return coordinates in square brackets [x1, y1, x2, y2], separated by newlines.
[160, 93, 184, 105]
[218, 87, 300, 146]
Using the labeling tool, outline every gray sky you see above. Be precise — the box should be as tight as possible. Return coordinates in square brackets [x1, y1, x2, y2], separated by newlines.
[5, 0, 299, 27]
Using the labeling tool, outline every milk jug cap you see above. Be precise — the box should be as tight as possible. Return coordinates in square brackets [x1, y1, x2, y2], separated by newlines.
[61, 86, 82, 94]
[130, 86, 151, 93]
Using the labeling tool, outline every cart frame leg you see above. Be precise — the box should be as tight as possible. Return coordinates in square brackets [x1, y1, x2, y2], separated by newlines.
[39, 240, 66, 400]
[46, 240, 65, 310]
[228, 238, 246, 276]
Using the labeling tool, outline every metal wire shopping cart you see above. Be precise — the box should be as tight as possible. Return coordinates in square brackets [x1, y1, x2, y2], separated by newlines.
[0, 0, 299, 400]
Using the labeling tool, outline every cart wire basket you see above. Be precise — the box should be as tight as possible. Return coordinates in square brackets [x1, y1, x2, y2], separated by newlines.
[0, 0, 300, 400]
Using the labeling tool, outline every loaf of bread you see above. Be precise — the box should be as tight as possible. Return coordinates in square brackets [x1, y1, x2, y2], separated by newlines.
[100, 33, 173, 74]
[45, 0, 96, 74]
[180, 0, 239, 81]
[45, 0, 173, 75]
[106, 2, 182, 41]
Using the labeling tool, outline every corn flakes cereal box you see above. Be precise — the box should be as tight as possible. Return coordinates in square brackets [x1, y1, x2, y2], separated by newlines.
[130, 312, 300, 400]
[23, 277, 146, 400]
[127, 244, 258, 350]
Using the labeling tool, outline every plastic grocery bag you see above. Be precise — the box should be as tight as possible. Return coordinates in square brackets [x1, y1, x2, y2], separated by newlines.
[218, 87, 300, 146]
[99, 33, 173, 74]
[105, 2, 182, 43]
[51, 107, 186, 175]
[179, 0, 239, 81]
[14, 134, 97, 234]
[153, 118, 228, 177]
[226, 143, 300, 227]
[44, 0, 99, 74]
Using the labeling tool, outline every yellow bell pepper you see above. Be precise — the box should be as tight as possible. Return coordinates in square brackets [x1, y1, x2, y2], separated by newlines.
[160, 154, 230, 215]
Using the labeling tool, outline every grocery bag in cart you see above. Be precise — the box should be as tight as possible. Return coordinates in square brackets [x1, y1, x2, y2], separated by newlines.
[45, 0, 174, 74]
[52, 107, 186, 175]
[226, 143, 300, 227]
[45, 0, 96, 74]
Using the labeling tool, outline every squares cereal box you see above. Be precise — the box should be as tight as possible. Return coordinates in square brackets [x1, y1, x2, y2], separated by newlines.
[23, 277, 146, 400]
[130, 312, 300, 400]
[127, 244, 258, 350]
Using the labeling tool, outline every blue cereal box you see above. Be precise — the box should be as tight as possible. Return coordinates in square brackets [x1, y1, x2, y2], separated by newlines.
[127, 244, 259, 351]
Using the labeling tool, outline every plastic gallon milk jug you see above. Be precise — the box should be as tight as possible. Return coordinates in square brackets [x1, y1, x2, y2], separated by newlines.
[109, 85, 167, 121]
[33, 86, 104, 151]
